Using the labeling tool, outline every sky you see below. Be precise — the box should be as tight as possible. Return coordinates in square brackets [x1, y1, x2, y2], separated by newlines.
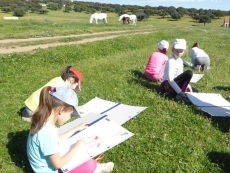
[80, 0, 229, 11]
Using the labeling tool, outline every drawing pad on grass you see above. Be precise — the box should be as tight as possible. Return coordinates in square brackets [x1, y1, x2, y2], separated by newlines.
[186, 92, 230, 117]
[79, 97, 147, 125]
[190, 74, 204, 83]
[58, 115, 134, 173]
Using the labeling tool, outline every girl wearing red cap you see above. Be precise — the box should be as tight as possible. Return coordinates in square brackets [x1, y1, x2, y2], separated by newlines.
[22, 66, 83, 122]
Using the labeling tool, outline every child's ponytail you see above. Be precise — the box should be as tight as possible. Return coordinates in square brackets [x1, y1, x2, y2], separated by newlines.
[30, 86, 53, 134]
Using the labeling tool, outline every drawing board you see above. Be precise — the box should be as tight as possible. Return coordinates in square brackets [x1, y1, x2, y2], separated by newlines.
[190, 74, 204, 83]
[186, 92, 230, 117]
[79, 97, 147, 125]
[59, 116, 134, 173]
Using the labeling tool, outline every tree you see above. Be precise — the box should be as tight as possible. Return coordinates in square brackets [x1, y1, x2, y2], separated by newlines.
[38, 9, 49, 14]
[167, 6, 176, 14]
[170, 11, 181, 20]
[144, 6, 154, 16]
[13, 7, 26, 16]
[1, 6, 13, 13]
[212, 9, 225, 19]
[158, 10, 168, 18]
[193, 13, 200, 22]
[136, 12, 148, 21]
[73, 4, 82, 12]
[30, 3, 42, 13]
[199, 15, 211, 26]
[47, 2, 58, 10]
[177, 7, 188, 16]
[130, 7, 139, 14]
[64, 5, 71, 12]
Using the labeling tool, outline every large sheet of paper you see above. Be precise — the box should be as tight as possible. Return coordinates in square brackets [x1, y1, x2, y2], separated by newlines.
[190, 74, 204, 83]
[59, 116, 134, 173]
[186, 92, 230, 117]
[79, 97, 147, 125]
[58, 112, 105, 135]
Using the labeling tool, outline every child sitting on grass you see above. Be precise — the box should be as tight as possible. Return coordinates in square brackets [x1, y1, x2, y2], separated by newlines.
[160, 39, 193, 102]
[144, 40, 169, 82]
[27, 86, 114, 173]
[22, 65, 84, 122]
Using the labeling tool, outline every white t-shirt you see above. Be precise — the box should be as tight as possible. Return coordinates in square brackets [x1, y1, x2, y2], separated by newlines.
[191, 47, 209, 64]
[163, 56, 183, 94]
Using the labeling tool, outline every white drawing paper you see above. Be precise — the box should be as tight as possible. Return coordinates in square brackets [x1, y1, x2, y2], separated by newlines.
[59, 116, 134, 173]
[186, 92, 230, 117]
[80, 97, 117, 116]
[58, 112, 105, 135]
[79, 97, 147, 125]
[190, 74, 204, 83]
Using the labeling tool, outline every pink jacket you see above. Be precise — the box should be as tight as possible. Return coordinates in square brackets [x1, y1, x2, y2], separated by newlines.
[145, 52, 168, 79]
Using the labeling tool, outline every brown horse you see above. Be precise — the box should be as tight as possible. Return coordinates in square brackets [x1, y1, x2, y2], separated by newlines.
[122, 16, 130, 24]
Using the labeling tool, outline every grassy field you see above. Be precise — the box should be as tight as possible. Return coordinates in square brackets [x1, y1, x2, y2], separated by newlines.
[1, 9, 230, 173]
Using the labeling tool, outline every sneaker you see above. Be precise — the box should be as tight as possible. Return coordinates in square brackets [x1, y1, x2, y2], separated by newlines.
[203, 65, 208, 72]
[194, 65, 201, 72]
[21, 108, 32, 122]
[94, 162, 114, 173]
[176, 95, 191, 104]
[21, 116, 31, 122]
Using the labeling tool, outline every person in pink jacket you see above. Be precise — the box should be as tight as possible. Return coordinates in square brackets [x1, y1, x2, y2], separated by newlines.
[144, 40, 169, 82]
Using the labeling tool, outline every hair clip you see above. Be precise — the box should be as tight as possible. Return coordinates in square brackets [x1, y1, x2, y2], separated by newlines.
[50, 87, 56, 92]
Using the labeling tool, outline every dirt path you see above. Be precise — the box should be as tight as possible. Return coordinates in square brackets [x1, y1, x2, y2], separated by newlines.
[0, 29, 153, 54]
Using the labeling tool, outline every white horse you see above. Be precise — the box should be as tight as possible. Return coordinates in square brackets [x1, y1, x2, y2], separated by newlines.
[89, 13, 107, 24]
[118, 14, 137, 25]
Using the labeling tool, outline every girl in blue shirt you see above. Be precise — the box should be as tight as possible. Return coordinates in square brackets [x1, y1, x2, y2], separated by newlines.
[27, 86, 114, 173]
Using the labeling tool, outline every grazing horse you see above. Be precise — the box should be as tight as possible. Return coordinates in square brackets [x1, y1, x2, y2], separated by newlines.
[118, 14, 129, 22]
[89, 13, 107, 24]
[118, 14, 137, 25]
[122, 16, 131, 24]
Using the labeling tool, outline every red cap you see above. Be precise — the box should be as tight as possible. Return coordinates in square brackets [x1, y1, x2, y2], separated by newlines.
[70, 67, 83, 92]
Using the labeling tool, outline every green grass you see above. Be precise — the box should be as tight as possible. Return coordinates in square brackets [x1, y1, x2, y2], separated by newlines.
[1, 10, 230, 173]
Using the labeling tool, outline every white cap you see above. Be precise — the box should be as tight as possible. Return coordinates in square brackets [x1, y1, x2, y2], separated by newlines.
[158, 40, 169, 50]
[173, 39, 186, 50]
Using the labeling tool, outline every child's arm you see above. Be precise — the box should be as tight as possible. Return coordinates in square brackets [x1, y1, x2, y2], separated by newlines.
[59, 123, 88, 143]
[49, 139, 85, 169]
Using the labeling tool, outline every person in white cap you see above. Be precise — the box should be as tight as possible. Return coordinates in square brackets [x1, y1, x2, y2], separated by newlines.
[27, 86, 114, 173]
[21, 65, 84, 122]
[144, 40, 169, 82]
[160, 39, 193, 102]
